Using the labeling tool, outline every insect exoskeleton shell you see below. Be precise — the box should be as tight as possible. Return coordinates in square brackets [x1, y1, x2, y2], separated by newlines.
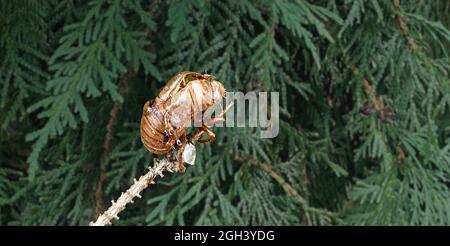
[140, 71, 226, 157]
[162, 78, 225, 128]
[155, 71, 205, 104]
[140, 100, 179, 155]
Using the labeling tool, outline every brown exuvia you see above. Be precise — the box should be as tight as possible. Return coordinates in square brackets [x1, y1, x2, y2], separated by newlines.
[140, 71, 227, 173]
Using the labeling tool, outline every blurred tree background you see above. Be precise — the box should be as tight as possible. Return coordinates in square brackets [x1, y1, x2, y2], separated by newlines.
[1, 0, 450, 226]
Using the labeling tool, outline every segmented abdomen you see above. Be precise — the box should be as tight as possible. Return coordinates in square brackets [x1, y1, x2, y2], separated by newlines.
[140, 102, 177, 155]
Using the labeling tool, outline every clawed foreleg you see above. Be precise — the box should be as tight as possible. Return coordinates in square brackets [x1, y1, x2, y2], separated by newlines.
[175, 132, 187, 173]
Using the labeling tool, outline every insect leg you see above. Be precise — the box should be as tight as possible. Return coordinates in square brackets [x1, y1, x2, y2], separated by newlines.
[162, 110, 175, 140]
[196, 127, 216, 143]
[189, 128, 205, 144]
[176, 132, 187, 173]
[204, 102, 233, 128]
[207, 117, 225, 126]
[189, 126, 216, 144]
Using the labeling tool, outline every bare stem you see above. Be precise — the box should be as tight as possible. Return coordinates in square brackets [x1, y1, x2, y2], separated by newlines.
[95, 72, 131, 218]
[90, 158, 180, 226]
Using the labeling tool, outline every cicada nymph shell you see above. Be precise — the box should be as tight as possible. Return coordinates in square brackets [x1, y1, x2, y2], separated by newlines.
[140, 71, 227, 172]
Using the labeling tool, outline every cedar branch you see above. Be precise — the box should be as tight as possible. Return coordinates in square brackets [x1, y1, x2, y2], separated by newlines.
[392, 0, 418, 50]
[351, 65, 385, 113]
[234, 156, 336, 225]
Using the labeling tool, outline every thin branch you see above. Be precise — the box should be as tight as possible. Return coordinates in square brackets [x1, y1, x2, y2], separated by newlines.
[351, 65, 394, 123]
[90, 158, 180, 226]
[94, 0, 161, 218]
[392, 0, 418, 50]
[362, 78, 384, 112]
[233, 156, 337, 225]
[95, 72, 131, 218]
[256, 160, 308, 202]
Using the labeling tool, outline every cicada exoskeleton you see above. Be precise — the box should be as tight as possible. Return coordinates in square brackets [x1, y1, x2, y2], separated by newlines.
[140, 71, 227, 172]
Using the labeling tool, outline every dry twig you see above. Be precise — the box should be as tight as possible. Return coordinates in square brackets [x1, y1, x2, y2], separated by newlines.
[90, 158, 180, 226]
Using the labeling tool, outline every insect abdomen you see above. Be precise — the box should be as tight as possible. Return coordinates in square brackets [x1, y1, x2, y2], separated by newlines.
[140, 103, 173, 155]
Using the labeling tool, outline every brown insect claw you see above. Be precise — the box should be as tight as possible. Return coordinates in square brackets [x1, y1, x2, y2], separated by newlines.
[178, 164, 186, 173]
[219, 102, 234, 118]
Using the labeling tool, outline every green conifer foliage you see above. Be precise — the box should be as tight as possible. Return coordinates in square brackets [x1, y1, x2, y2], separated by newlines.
[0, 0, 449, 225]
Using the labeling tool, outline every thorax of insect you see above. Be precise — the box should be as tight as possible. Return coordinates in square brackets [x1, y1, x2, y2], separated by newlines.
[140, 71, 227, 173]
